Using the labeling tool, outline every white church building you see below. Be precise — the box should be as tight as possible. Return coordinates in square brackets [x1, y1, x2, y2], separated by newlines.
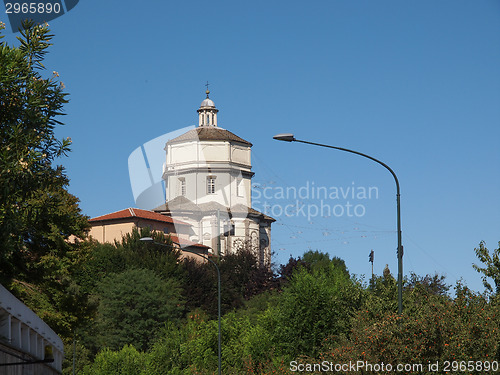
[154, 90, 274, 266]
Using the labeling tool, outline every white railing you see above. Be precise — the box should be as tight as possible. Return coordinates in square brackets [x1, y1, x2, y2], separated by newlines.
[0, 284, 64, 372]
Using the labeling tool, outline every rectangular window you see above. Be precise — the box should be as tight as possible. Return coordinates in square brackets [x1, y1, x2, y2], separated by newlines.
[237, 178, 244, 197]
[178, 178, 186, 197]
[207, 176, 216, 194]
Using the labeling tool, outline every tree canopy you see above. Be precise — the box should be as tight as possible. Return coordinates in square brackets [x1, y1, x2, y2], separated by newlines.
[0, 20, 88, 282]
[0, 20, 92, 343]
[473, 240, 500, 295]
[96, 268, 184, 352]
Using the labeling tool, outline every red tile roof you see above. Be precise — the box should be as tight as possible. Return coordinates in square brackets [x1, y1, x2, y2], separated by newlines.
[89, 208, 190, 226]
[170, 235, 210, 250]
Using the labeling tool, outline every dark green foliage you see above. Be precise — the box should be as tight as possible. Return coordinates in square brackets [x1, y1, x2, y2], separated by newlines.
[405, 272, 450, 296]
[71, 228, 184, 355]
[181, 257, 217, 316]
[237, 289, 280, 324]
[74, 227, 181, 295]
[269, 261, 363, 359]
[77, 243, 500, 374]
[62, 337, 94, 375]
[145, 309, 274, 374]
[276, 254, 309, 285]
[96, 268, 184, 352]
[8, 243, 97, 339]
[219, 249, 276, 308]
[117, 227, 182, 280]
[275, 251, 349, 289]
[181, 249, 276, 318]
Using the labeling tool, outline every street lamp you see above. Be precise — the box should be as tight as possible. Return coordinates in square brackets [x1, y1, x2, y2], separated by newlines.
[140, 237, 222, 375]
[273, 133, 404, 314]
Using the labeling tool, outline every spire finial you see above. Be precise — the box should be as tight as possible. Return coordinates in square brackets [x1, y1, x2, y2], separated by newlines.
[205, 81, 210, 98]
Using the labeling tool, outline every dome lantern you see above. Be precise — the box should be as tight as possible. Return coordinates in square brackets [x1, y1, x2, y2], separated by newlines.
[197, 83, 219, 127]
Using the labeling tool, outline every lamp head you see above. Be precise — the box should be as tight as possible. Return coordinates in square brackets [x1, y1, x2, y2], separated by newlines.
[139, 237, 154, 242]
[273, 133, 295, 142]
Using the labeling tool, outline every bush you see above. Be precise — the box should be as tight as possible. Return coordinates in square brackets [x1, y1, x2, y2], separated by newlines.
[81, 345, 145, 375]
[320, 281, 500, 374]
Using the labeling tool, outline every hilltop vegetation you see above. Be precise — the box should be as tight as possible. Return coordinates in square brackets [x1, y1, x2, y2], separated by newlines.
[70, 242, 500, 375]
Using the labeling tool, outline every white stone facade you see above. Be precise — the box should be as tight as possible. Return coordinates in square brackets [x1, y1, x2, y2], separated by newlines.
[163, 139, 252, 208]
[157, 92, 274, 266]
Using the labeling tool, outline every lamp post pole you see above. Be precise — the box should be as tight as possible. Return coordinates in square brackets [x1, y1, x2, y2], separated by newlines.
[140, 237, 222, 374]
[273, 134, 403, 314]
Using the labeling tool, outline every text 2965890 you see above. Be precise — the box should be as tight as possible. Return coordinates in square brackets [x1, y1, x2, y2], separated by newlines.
[5, 2, 61, 14]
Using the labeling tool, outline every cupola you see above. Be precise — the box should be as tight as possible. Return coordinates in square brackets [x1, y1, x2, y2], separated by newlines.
[197, 89, 219, 127]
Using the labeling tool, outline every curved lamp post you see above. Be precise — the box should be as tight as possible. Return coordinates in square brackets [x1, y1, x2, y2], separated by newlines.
[273, 133, 403, 314]
[140, 237, 222, 374]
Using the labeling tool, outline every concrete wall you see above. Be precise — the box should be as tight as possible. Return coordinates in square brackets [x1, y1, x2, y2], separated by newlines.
[0, 285, 63, 374]
[0, 342, 61, 375]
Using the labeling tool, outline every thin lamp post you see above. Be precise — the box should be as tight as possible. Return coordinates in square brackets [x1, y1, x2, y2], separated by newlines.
[273, 133, 403, 314]
[140, 237, 222, 375]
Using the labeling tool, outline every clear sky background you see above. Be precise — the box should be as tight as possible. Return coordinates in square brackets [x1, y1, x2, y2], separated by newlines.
[2, 0, 499, 294]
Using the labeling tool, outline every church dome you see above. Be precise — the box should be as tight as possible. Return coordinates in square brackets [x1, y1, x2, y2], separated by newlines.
[200, 98, 215, 107]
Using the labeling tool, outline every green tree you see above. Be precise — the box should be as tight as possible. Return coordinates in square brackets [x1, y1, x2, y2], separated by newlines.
[74, 227, 180, 294]
[96, 268, 184, 352]
[219, 249, 276, 310]
[181, 248, 275, 318]
[302, 250, 349, 277]
[473, 240, 500, 294]
[0, 21, 93, 349]
[117, 227, 182, 280]
[365, 264, 398, 317]
[8, 242, 97, 339]
[276, 254, 309, 285]
[0, 20, 87, 278]
[146, 309, 278, 374]
[269, 261, 363, 359]
[321, 281, 500, 374]
[145, 320, 190, 375]
[72, 228, 183, 357]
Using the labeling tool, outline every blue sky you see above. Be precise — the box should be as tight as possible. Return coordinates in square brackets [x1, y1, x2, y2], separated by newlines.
[2, 0, 499, 293]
